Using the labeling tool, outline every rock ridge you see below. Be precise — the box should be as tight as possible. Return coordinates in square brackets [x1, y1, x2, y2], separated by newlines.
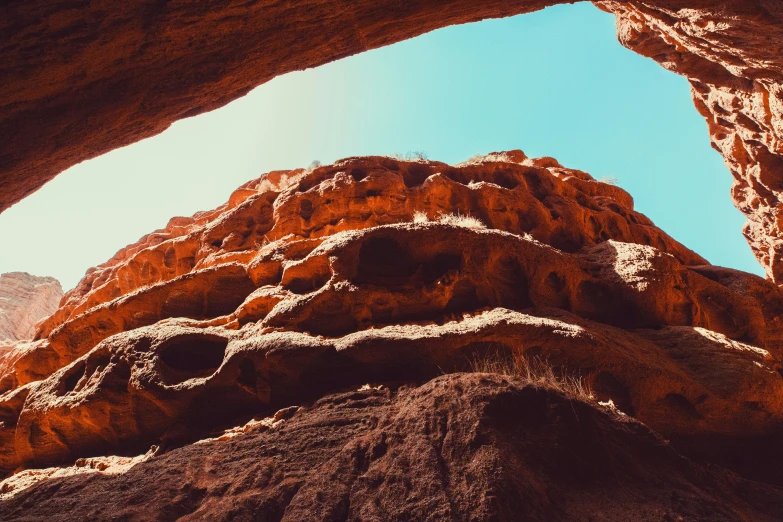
[0, 153, 782, 514]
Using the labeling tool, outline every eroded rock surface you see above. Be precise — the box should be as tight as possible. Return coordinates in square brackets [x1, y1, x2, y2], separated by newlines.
[0, 272, 62, 342]
[597, 0, 783, 282]
[1, 153, 783, 511]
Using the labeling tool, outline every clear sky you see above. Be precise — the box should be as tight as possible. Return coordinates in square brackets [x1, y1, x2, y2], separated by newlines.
[0, 3, 762, 291]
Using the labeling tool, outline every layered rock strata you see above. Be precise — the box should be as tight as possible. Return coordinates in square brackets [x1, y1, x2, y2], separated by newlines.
[3, 1, 783, 283]
[1, 153, 782, 513]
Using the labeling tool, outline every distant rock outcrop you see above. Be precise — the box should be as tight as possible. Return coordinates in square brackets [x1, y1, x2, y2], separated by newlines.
[0, 272, 62, 342]
[1, 153, 782, 519]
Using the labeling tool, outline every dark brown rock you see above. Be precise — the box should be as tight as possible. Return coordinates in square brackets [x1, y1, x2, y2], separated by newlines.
[2, 374, 783, 521]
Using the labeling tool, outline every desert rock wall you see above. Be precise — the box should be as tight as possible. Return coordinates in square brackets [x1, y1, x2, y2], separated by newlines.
[1, 152, 782, 490]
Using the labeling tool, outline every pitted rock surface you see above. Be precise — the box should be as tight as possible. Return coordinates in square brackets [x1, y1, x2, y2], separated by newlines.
[2, 153, 783, 497]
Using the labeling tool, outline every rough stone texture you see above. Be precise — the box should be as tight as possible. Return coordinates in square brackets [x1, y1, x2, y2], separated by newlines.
[2, 153, 783, 506]
[3, 374, 783, 522]
[3, 1, 783, 282]
[596, 0, 783, 282]
[0, 272, 62, 342]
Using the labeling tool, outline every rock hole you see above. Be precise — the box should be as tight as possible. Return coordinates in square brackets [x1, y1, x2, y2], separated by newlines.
[546, 272, 566, 293]
[402, 164, 431, 187]
[355, 237, 418, 283]
[661, 393, 702, 420]
[211, 239, 223, 249]
[521, 170, 552, 200]
[423, 253, 462, 283]
[495, 256, 533, 309]
[286, 272, 329, 294]
[163, 246, 177, 269]
[237, 359, 258, 395]
[490, 170, 519, 190]
[549, 230, 582, 252]
[204, 273, 257, 316]
[350, 168, 367, 181]
[58, 360, 86, 396]
[299, 199, 314, 220]
[444, 280, 481, 315]
[159, 336, 227, 384]
[575, 280, 644, 327]
[592, 371, 635, 416]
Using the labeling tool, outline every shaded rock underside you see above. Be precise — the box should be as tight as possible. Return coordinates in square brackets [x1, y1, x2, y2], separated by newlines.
[3, 1, 783, 282]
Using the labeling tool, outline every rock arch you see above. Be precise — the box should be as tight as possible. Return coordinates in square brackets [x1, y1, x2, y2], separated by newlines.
[2, 0, 783, 279]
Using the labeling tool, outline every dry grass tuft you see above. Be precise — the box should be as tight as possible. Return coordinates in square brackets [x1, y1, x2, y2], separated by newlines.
[468, 351, 593, 400]
[412, 210, 430, 224]
[393, 150, 430, 161]
[437, 212, 486, 229]
[257, 173, 290, 193]
[256, 171, 309, 194]
[598, 175, 619, 186]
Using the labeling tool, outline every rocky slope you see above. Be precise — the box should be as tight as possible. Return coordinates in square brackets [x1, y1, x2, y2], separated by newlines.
[3, 1, 783, 285]
[1, 152, 782, 519]
[0, 272, 62, 342]
[3, 374, 783, 522]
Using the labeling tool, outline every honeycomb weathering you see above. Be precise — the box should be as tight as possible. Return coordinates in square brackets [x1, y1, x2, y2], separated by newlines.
[2, 152, 783, 518]
[2, 1, 783, 280]
[4, 1, 783, 516]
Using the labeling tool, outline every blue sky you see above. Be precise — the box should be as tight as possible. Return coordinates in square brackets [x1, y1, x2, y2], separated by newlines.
[0, 3, 761, 291]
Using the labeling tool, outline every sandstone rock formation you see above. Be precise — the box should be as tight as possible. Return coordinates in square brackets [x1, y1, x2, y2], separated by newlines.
[1, 153, 783, 519]
[0, 272, 62, 342]
[3, 1, 783, 284]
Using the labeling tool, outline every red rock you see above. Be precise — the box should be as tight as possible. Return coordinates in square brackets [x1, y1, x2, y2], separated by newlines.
[597, 1, 783, 281]
[2, 153, 783, 491]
